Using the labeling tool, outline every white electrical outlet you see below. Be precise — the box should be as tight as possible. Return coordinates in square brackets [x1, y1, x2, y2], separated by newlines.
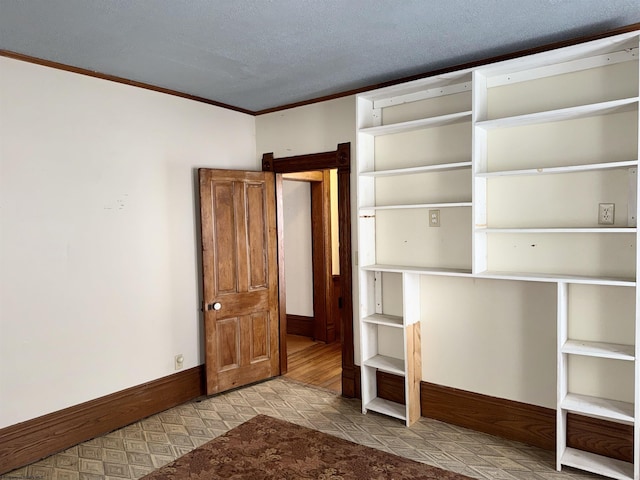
[598, 203, 615, 225]
[429, 209, 440, 227]
[174, 354, 184, 370]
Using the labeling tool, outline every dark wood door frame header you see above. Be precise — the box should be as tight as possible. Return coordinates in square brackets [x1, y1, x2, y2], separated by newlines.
[262, 143, 350, 173]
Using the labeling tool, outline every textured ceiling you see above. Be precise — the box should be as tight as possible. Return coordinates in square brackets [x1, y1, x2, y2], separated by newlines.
[1, 0, 639, 113]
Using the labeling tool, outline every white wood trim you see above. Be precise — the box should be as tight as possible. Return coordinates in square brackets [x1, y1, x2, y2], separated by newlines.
[629, 168, 637, 228]
[561, 448, 634, 480]
[356, 96, 375, 130]
[360, 161, 472, 177]
[472, 72, 488, 274]
[557, 282, 568, 471]
[358, 110, 472, 136]
[374, 271, 383, 315]
[373, 81, 472, 109]
[360, 350, 378, 414]
[364, 397, 407, 421]
[634, 51, 640, 480]
[359, 265, 636, 285]
[476, 97, 638, 130]
[363, 354, 406, 375]
[562, 340, 635, 360]
[487, 48, 638, 88]
[362, 313, 404, 328]
[561, 393, 635, 424]
[360, 70, 473, 104]
[476, 160, 639, 177]
[479, 228, 637, 233]
[359, 202, 472, 211]
[476, 30, 639, 81]
[476, 271, 636, 286]
[361, 264, 472, 276]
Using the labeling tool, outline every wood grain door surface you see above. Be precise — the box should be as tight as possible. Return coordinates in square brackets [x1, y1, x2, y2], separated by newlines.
[199, 169, 279, 395]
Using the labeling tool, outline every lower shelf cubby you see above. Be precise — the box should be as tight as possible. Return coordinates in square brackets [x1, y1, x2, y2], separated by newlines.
[364, 397, 407, 422]
[561, 447, 634, 480]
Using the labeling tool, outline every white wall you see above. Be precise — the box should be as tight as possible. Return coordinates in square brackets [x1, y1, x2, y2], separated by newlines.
[282, 180, 313, 316]
[0, 57, 257, 428]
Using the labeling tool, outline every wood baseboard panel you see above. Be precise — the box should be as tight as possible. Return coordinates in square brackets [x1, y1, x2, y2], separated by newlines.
[372, 371, 632, 462]
[420, 381, 556, 450]
[2, 362, 632, 474]
[0, 365, 206, 474]
[286, 314, 314, 338]
[342, 364, 358, 399]
[377, 370, 405, 405]
[566, 412, 633, 463]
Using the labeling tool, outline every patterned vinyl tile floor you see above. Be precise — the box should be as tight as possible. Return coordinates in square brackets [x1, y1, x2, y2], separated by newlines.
[2, 377, 605, 480]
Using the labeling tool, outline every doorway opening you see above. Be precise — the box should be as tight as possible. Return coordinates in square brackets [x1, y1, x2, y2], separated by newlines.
[262, 143, 356, 398]
[279, 170, 341, 393]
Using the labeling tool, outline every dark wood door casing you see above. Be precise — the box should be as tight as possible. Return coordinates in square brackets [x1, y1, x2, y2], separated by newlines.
[262, 143, 356, 397]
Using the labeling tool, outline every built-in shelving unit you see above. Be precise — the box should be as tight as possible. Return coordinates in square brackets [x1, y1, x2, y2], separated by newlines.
[356, 29, 639, 478]
[358, 70, 473, 425]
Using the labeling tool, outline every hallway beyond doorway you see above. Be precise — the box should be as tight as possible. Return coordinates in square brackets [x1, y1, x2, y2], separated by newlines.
[284, 334, 342, 394]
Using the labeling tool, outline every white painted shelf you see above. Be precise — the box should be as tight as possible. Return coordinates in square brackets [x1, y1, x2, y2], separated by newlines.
[476, 271, 636, 287]
[561, 393, 635, 424]
[360, 161, 472, 177]
[363, 354, 405, 375]
[360, 266, 635, 285]
[485, 47, 638, 88]
[358, 110, 472, 136]
[477, 227, 636, 233]
[562, 340, 635, 361]
[361, 264, 473, 277]
[371, 79, 472, 109]
[475, 97, 638, 130]
[476, 160, 638, 177]
[561, 448, 634, 480]
[362, 313, 404, 328]
[360, 202, 472, 211]
[364, 397, 406, 422]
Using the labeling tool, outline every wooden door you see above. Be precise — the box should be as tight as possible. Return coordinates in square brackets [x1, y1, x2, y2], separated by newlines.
[199, 169, 279, 395]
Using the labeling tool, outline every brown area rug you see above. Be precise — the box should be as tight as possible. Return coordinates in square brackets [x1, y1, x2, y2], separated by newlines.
[142, 414, 474, 480]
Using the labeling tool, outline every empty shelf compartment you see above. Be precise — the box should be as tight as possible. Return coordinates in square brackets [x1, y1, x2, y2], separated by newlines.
[363, 354, 405, 375]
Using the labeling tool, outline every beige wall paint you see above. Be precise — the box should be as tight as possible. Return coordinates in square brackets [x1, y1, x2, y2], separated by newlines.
[0, 57, 257, 428]
[282, 180, 314, 316]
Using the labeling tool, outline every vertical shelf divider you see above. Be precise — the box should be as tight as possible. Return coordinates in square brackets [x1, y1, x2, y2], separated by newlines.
[557, 282, 569, 470]
[472, 70, 488, 274]
[634, 53, 640, 480]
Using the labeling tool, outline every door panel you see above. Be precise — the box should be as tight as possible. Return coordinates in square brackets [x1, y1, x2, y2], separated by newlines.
[199, 169, 279, 395]
[247, 183, 268, 289]
[213, 182, 238, 294]
[250, 312, 269, 361]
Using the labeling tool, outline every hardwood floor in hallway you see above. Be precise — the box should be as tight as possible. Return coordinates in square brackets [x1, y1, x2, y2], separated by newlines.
[284, 335, 342, 394]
